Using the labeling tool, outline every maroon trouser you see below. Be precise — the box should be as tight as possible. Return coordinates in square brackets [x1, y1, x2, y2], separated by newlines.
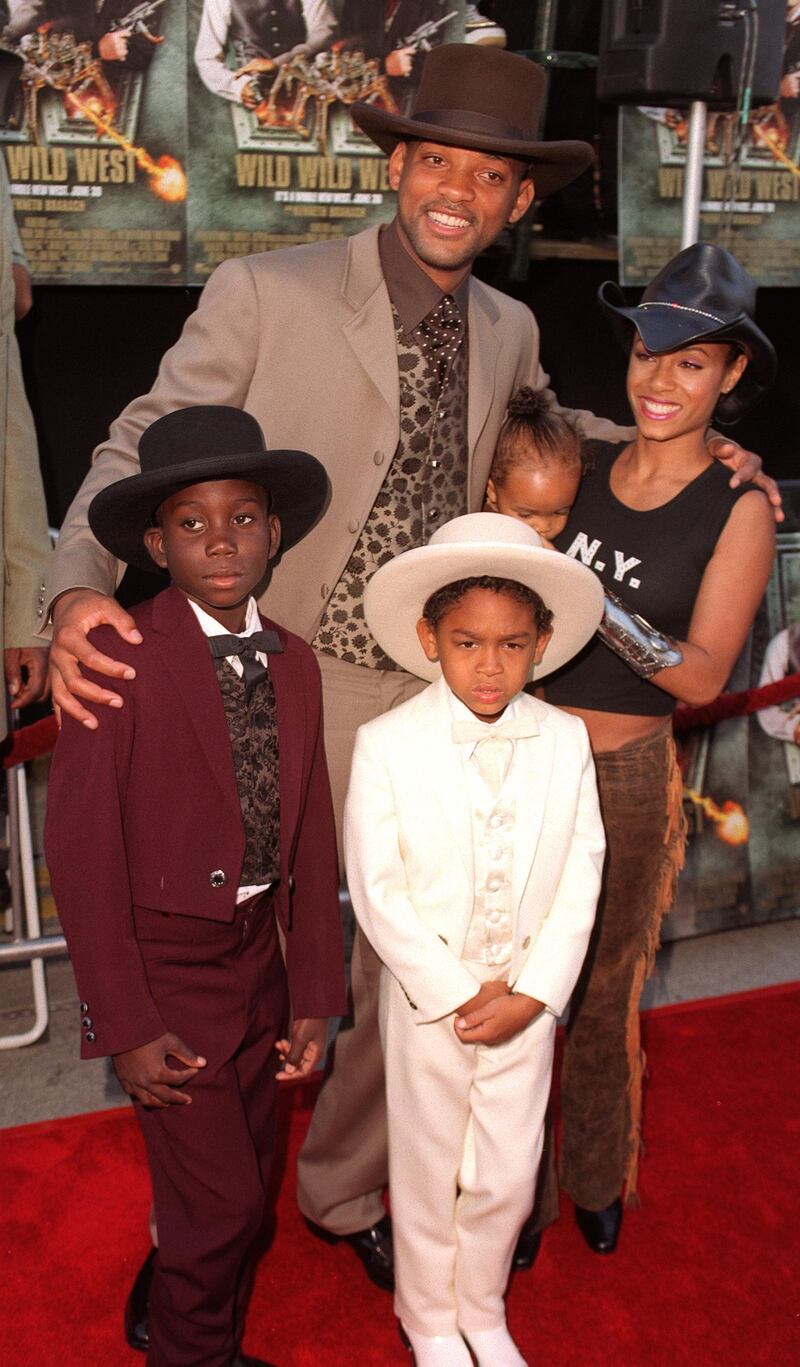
[133, 891, 288, 1367]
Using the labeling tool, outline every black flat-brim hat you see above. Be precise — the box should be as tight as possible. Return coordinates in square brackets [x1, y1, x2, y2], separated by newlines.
[88, 406, 330, 573]
[352, 44, 593, 199]
[598, 242, 776, 424]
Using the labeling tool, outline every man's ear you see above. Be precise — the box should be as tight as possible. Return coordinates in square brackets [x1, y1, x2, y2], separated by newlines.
[268, 513, 282, 558]
[388, 140, 409, 192]
[143, 526, 167, 570]
[508, 173, 535, 225]
[416, 616, 439, 663]
[484, 477, 499, 511]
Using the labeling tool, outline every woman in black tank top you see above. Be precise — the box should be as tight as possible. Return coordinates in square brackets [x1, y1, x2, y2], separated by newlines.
[512, 244, 777, 1259]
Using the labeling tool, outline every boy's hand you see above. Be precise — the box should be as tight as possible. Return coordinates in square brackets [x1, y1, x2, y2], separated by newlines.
[454, 992, 545, 1046]
[276, 1018, 327, 1080]
[112, 1032, 206, 1108]
[707, 436, 784, 523]
[454, 979, 510, 1020]
[50, 589, 143, 729]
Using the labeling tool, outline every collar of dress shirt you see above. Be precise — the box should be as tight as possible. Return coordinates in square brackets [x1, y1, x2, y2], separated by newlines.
[379, 218, 471, 336]
[188, 596, 265, 678]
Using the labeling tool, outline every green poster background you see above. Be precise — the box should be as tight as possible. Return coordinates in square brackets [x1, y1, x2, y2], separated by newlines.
[619, 104, 800, 287]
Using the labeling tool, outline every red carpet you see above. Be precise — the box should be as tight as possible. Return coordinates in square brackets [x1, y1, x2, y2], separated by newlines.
[2, 984, 798, 1366]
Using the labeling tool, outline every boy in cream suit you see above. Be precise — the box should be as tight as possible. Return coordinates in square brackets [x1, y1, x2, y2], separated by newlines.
[344, 514, 606, 1367]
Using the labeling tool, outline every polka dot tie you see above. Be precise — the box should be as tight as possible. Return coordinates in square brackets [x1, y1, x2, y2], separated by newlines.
[417, 293, 464, 387]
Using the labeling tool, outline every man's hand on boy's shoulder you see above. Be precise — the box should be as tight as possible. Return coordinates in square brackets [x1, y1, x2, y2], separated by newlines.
[50, 588, 143, 729]
[276, 1017, 328, 1081]
[112, 1031, 207, 1108]
[454, 988, 545, 1047]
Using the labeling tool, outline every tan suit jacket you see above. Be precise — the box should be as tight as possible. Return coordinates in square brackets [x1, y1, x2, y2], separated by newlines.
[344, 677, 606, 1023]
[42, 224, 628, 640]
[0, 162, 52, 739]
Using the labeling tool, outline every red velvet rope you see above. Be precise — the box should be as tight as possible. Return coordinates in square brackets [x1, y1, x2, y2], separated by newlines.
[1, 714, 59, 768]
[673, 670, 800, 734]
[0, 670, 798, 765]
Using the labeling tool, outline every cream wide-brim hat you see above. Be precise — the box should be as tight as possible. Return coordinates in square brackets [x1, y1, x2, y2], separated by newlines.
[364, 513, 604, 684]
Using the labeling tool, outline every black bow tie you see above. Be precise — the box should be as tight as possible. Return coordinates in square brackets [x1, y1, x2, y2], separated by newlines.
[207, 630, 283, 702]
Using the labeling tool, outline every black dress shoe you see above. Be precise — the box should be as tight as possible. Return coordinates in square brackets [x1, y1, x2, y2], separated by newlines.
[512, 1217, 542, 1271]
[574, 1198, 623, 1253]
[124, 1247, 156, 1352]
[305, 1213, 395, 1292]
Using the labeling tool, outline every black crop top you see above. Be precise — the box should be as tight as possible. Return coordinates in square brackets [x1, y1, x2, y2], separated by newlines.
[544, 441, 753, 716]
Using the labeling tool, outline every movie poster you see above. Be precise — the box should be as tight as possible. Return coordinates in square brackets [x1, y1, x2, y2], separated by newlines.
[618, 8, 800, 287]
[187, 0, 463, 282]
[668, 484, 800, 940]
[0, 0, 188, 284]
[0, 0, 466, 282]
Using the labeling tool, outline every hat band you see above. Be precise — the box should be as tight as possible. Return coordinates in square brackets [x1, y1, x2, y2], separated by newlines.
[411, 108, 533, 145]
[638, 302, 727, 326]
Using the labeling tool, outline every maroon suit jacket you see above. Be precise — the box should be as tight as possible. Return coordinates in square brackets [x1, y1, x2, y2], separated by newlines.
[45, 586, 346, 1059]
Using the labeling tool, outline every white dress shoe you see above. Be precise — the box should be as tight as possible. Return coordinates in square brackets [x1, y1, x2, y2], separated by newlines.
[462, 1323, 528, 1366]
[402, 1325, 473, 1366]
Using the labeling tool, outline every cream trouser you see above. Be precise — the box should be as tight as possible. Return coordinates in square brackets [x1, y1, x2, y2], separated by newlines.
[380, 962, 556, 1337]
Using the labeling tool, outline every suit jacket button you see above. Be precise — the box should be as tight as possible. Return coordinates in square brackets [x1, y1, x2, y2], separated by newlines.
[288, 874, 295, 893]
[81, 1017, 92, 1029]
[522, 935, 531, 950]
[210, 870, 227, 888]
[85, 1031, 96, 1043]
[79, 1001, 89, 1012]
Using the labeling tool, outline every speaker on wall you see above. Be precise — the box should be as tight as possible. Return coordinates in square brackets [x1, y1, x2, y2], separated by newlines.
[597, 0, 785, 108]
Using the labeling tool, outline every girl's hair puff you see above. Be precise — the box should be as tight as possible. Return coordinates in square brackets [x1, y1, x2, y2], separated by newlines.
[492, 387, 586, 486]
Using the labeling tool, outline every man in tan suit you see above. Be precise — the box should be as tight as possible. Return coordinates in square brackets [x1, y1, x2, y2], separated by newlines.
[42, 45, 769, 1327]
[0, 158, 50, 726]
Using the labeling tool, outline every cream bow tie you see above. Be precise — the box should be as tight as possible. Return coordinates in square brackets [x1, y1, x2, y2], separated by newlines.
[451, 717, 538, 745]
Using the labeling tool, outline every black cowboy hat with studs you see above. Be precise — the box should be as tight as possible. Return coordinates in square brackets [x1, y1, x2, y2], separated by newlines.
[88, 406, 330, 573]
[352, 43, 593, 199]
[598, 242, 776, 424]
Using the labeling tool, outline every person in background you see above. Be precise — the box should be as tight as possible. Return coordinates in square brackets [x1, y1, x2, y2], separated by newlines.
[0, 155, 50, 721]
[756, 621, 800, 820]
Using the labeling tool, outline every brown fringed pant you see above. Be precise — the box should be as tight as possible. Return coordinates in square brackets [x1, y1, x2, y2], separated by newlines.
[535, 721, 686, 1226]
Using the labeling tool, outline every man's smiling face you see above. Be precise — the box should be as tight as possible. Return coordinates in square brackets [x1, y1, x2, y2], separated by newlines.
[388, 139, 534, 292]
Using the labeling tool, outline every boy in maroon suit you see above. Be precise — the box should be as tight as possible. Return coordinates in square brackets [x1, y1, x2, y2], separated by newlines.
[45, 406, 345, 1367]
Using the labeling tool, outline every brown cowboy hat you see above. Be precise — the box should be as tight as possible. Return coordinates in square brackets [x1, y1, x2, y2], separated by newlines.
[352, 44, 593, 199]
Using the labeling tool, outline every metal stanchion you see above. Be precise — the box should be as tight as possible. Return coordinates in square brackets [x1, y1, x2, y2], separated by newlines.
[681, 100, 708, 248]
[0, 701, 66, 1046]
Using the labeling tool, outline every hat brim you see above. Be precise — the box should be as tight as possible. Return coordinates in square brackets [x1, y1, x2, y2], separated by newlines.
[598, 281, 776, 423]
[364, 541, 605, 683]
[351, 102, 593, 198]
[88, 449, 330, 574]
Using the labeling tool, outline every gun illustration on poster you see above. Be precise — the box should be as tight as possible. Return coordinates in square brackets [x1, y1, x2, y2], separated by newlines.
[186, 0, 463, 281]
[0, 0, 187, 282]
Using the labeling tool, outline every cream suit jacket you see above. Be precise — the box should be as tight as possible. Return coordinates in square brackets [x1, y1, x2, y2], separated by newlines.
[0, 162, 52, 738]
[42, 224, 628, 639]
[344, 677, 606, 1025]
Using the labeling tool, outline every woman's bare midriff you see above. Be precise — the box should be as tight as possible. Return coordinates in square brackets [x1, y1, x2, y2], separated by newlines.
[552, 704, 670, 755]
